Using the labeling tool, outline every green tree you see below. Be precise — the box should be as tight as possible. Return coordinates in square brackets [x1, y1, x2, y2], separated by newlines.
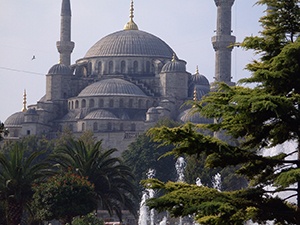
[0, 143, 51, 225]
[32, 170, 97, 225]
[122, 133, 177, 190]
[72, 213, 104, 225]
[146, 1, 300, 224]
[52, 139, 138, 221]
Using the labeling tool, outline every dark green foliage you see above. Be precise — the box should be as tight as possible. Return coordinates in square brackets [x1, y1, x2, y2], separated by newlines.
[145, 1, 300, 224]
[0, 143, 52, 225]
[144, 180, 296, 225]
[51, 139, 138, 221]
[122, 133, 177, 190]
[185, 155, 247, 191]
[72, 213, 104, 225]
[32, 170, 97, 224]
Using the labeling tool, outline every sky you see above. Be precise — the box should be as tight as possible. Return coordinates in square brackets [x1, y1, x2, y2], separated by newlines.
[0, 0, 264, 122]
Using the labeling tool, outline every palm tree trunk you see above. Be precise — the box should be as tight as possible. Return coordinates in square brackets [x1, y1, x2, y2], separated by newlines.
[6, 199, 22, 225]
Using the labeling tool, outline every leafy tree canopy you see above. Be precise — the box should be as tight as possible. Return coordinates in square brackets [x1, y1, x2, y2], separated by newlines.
[52, 139, 138, 221]
[0, 142, 52, 225]
[146, 1, 300, 224]
[32, 170, 97, 225]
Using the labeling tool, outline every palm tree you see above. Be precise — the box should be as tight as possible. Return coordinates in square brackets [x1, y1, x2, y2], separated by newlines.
[0, 143, 51, 225]
[52, 139, 138, 221]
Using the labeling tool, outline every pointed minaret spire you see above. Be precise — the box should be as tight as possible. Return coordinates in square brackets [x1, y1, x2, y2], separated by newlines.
[22, 89, 27, 112]
[124, 0, 139, 30]
[212, 0, 236, 86]
[56, 0, 75, 66]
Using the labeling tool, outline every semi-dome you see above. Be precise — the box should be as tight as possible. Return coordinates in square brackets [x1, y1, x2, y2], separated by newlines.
[48, 63, 72, 75]
[84, 30, 174, 58]
[84, 109, 119, 120]
[178, 109, 213, 124]
[78, 78, 147, 97]
[4, 112, 24, 127]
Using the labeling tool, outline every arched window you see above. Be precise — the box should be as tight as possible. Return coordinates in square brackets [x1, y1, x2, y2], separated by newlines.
[98, 61, 102, 74]
[108, 61, 113, 74]
[69, 124, 73, 132]
[93, 122, 98, 131]
[133, 61, 138, 73]
[121, 61, 126, 73]
[146, 100, 150, 108]
[99, 99, 104, 107]
[146, 61, 151, 73]
[120, 123, 124, 131]
[119, 99, 124, 108]
[109, 99, 114, 108]
[107, 122, 112, 131]
[138, 99, 143, 108]
[71, 101, 74, 109]
[88, 62, 92, 76]
[68, 102, 71, 109]
[82, 123, 85, 131]
[89, 99, 95, 108]
[130, 123, 136, 131]
[75, 100, 79, 109]
[82, 99, 86, 108]
[129, 99, 133, 108]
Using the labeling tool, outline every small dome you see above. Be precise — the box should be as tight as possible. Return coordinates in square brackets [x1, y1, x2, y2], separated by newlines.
[4, 112, 24, 127]
[78, 78, 147, 97]
[84, 109, 119, 120]
[147, 107, 158, 114]
[191, 73, 210, 86]
[48, 64, 72, 75]
[178, 109, 213, 124]
[84, 30, 174, 58]
[161, 56, 186, 73]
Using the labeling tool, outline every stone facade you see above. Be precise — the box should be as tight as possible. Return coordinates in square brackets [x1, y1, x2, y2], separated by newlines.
[4, 0, 235, 154]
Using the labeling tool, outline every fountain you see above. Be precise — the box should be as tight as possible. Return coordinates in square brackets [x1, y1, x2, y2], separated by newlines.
[138, 169, 156, 225]
[175, 156, 187, 182]
[212, 173, 221, 191]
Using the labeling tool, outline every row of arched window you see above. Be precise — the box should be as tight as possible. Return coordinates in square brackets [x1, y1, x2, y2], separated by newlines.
[86, 60, 152, 75]
[64, 122, 136, 132]
[68, 98, 151, 110]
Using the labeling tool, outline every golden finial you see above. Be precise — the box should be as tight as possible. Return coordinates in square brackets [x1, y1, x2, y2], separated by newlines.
[22, 89, 27, 112]
[196, 66, 199, 74]
[124, 0, 139, 30]
[171, 53, 178, 62]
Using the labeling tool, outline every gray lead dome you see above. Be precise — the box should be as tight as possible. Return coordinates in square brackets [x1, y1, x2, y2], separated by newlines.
[85, 30, 174, 58]
[78, 78, 147, 97]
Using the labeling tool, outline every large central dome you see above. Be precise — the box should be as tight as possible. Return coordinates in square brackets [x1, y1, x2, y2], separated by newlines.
[84, 30, 174, 58]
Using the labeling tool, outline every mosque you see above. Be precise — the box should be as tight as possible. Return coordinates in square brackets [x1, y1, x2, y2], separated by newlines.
[4, 0, 236, 153]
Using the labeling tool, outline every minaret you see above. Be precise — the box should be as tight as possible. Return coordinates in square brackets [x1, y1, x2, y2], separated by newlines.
[211, 0, 236, 85]
[56, 0, 75, 66]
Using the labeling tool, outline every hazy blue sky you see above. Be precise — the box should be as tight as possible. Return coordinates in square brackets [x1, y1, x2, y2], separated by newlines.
[0, 0, 263, 122]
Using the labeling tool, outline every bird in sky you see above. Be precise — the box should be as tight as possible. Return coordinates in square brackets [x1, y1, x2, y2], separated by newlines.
[31, 55, 36, 60]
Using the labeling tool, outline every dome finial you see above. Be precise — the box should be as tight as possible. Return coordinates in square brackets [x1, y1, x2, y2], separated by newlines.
[196, 65, 199, 74]
[124, 0, 139, 30]
[22, 89, 27, 112]
[171, 53, 178, 62]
